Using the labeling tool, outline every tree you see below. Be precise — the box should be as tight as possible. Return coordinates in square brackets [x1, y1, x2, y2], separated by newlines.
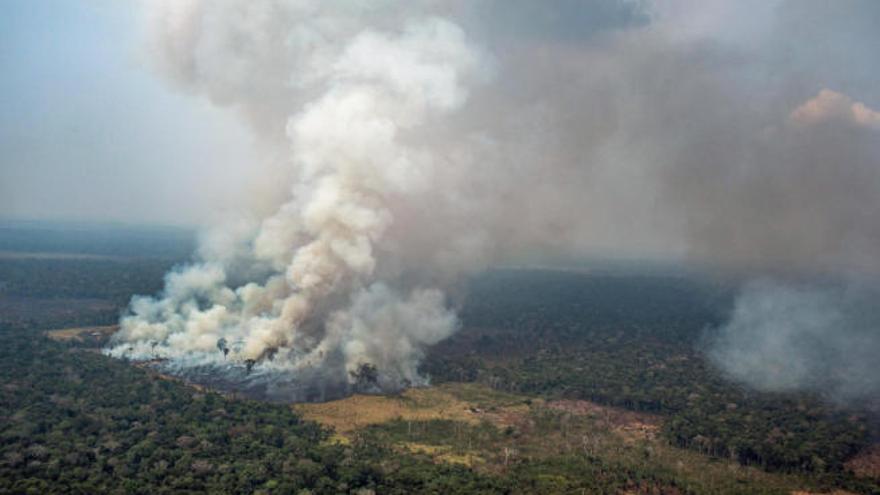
[216, 338, 229, 360]
[350, 363, 379, 392]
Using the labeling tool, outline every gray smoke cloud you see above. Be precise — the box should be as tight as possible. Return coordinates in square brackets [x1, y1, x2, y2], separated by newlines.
[106, 0, 880, 401]
[708, 280, 880, 402]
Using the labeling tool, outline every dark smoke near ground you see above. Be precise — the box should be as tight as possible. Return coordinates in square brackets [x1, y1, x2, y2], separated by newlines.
[107, 1, 880, 402]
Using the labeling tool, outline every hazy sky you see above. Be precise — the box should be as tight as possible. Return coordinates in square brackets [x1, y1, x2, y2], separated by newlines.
[3, 0, 879, 256]
[0, 1, 256, 226]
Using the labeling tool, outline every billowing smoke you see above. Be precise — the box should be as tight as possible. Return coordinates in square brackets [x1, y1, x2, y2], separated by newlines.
[108, 3, 498, 400]
[107, 1, 880, 402]
[707, 280, 880, 402]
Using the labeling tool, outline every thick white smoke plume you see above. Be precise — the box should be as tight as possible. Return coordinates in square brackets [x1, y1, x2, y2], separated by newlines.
[109, 4, 497, 399]
[108, 1, 880, 401]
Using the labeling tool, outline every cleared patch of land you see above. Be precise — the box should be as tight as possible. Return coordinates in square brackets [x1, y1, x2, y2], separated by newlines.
[846, 443, 880, 479]
[45, 324, 118, 344]
[546, 399, 661, 442]
[297, 382, 830, 494]
[293, 383, 511, 434]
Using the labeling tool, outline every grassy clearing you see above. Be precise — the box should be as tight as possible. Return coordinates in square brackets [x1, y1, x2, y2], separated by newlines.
[44, 324, 118, 342]
[298, 382, 834, 494]
[401, 442, 485, 467]
[292, 383, 519, 434]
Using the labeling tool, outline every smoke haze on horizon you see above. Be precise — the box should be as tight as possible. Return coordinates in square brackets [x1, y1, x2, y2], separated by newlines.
[0, 0, 259, 226]
[6, 1, 877, 401]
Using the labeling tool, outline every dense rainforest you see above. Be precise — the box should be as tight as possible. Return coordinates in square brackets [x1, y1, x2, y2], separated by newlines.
[423, 270, 879, 489]
[1, 227, 878, 493]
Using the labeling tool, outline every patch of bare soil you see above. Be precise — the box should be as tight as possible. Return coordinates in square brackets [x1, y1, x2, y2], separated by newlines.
[546, 399, 662, 441]
[294, 386, 480, 435]
[45, 324, 118, 344]
[845, 443, 880, 479]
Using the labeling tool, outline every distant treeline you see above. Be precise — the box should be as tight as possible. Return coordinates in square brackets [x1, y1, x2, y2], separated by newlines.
[0, 222, 192, 330]
[0, 221, 195, 259]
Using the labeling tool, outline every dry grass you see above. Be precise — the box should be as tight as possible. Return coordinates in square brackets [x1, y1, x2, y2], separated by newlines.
[294, 382, 826, 493]
[399, 442, 484, 467]
[45, 325, 118, 342]
[546, 399, 661, 442]
[293, 382, 538, 437]
[293, 384, 485, 434]
[790, 491, 857, 495]
[845, 443, 880, 479]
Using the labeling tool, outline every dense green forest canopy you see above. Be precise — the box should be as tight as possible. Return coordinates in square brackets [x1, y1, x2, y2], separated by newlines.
[1, 225, 878, 493]
[426, 270, 879, 475]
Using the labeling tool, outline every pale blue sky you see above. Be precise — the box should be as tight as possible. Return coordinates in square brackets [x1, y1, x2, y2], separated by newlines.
[0, 1, 255, 226]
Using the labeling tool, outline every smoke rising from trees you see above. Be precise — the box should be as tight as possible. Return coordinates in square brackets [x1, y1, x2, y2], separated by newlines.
[107, 0, 880, 401]
[707, 280, 880, 402]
